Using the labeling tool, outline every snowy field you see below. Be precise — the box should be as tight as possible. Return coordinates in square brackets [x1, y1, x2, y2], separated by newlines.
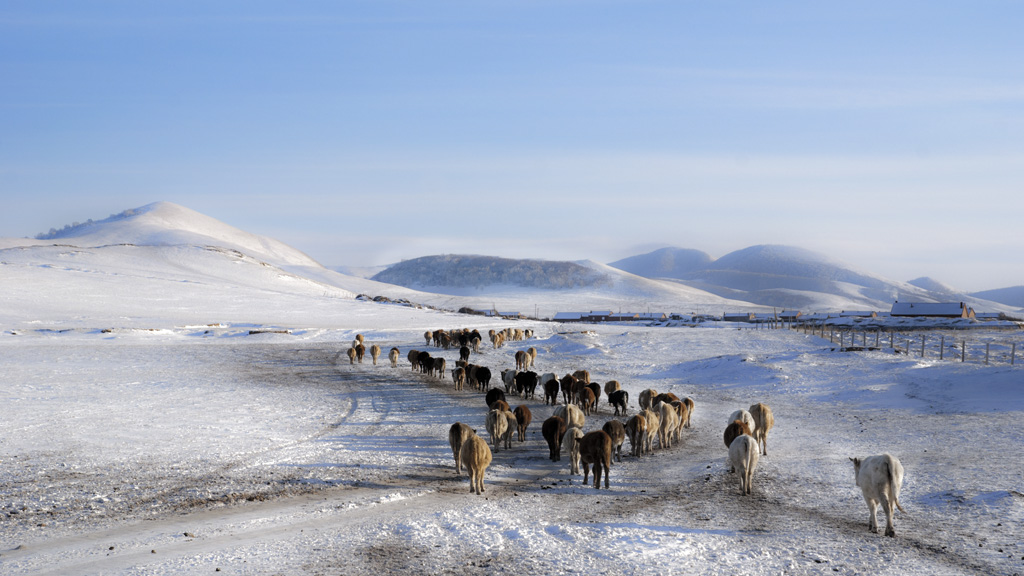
[3, 318, 1023, 576]
[2, 203, 1022, 575]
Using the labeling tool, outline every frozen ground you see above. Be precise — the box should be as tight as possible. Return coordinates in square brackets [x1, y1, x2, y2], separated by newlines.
[2, 322, 1023, 576]
[2, 203, 1022, 575]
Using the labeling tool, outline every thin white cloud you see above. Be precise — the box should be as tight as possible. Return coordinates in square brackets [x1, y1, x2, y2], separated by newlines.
[618, 66, 1024, 110]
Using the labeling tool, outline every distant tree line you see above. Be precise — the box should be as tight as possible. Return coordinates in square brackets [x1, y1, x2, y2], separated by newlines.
[35, 209, 141, 239]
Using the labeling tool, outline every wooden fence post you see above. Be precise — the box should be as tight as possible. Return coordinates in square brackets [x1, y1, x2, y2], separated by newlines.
[940, 335, 945, 360]
[985, 343, 990, 365]
[961, 341, 966, 363]
[921, 335, 926, 358]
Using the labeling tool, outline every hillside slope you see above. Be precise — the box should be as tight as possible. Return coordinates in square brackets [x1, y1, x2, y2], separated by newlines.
[1, 203, 761, 329]
[971, 286, 1024, 309]
[32, 201, 321, 268]
[0, 202, 439, 329]
[365, 254, 760, 317]
[371, 255, 614, 291]
[609, 244, 1013, 312]
[608, 247, 713, 279]
[5, 203, 1015, 326]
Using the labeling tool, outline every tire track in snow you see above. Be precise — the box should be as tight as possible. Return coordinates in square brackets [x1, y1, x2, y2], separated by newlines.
[119, 346, 380, 513]
[2, 337, 586, 574]
[0, 343, 472, 574]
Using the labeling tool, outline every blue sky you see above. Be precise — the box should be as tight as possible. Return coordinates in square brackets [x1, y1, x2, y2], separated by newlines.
[2, 1, 1022, 291]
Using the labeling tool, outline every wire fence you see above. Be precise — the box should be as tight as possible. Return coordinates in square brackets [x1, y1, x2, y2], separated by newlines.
[793, 324, 1021, 366]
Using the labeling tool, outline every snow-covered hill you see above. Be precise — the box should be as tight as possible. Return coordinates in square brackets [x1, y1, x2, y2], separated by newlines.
[0, 202, 438, 330]
[0, 241, 366, 329]
[368, 255, 766, 315]
[608, 247, 714, 279]
[972, 285, 1024, 309]
[2, 203, 1016, 331]
[372, 254, 614, 291]
[608, 244, 1015, 313]
[32, 202, 320, 268]
[0, 203, 754, 330]
[681, 244, 913, 310]
[366, 249, 916, 313]
[907, 276, 960, 295]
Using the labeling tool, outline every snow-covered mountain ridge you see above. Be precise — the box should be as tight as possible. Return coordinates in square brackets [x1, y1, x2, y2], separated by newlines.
[2, 202, 1019, 329]
[607, 245, 1019, 312]
[0, 203, 762, 325]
